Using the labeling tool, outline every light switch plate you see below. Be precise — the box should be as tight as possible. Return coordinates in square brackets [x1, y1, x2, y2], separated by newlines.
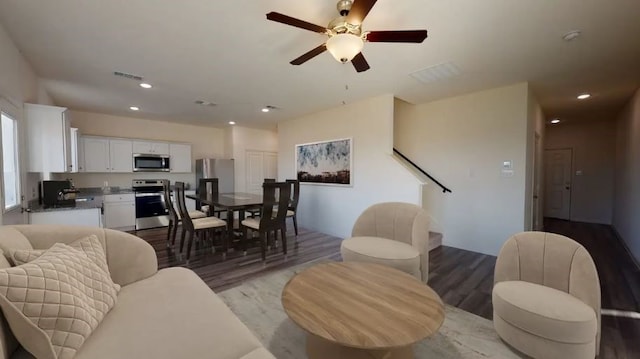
[502, 160, 513, 170]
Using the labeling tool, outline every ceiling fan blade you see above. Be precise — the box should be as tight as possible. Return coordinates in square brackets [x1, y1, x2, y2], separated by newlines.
[290, 44, 327, 65]
[266, 12, 327, 33]
[346, 0, 378, 25]
[366, 30, 428, 43]
[351, 52, 370, 73]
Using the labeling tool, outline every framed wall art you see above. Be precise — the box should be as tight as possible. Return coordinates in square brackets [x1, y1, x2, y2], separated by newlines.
[295, 138, 352, 186]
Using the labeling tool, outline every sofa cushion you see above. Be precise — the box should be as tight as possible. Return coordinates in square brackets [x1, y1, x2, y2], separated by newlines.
[66, 267, 272, 359]
[0, 241, 119, 359]
[492, 281, 597, 344]
[341, 236, 421, 277]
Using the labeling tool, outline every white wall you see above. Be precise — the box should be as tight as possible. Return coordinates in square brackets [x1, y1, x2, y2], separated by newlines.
[395, 83, 530, 256]
[546, 119, 616, 224]
[278, 94, 423, 239]
[614, 88, 640, 264]
[229, 126, 278, 193]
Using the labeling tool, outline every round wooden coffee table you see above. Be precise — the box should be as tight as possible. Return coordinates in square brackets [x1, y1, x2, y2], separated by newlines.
[281, 262, 445, 359]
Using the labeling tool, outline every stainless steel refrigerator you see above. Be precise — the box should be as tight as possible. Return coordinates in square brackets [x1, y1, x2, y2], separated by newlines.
[195, 159, 235, 193]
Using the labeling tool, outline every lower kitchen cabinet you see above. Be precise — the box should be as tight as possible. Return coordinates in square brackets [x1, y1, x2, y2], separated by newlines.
[29, 208, 102, 227]
[103, 194, 135, 230]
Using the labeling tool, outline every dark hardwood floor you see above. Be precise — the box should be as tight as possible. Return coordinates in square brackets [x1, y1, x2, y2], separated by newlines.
[133, 226, 343, 292]
[134, 219, 640, 358]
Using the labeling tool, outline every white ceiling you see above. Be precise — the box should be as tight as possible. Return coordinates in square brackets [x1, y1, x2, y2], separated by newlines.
[0, 0, 639, 128]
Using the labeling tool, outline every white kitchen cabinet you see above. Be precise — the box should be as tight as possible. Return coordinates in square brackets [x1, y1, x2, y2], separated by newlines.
[133, 141, 169, 155]
[29, 208, 101, 227]
[81, 137, 133, 173]
[170, 143, 192, 173]
[103, 194, 135, 230]
[71, 128, 84, 173]
[25, 104, 74, 173]
[109, 139, 133, 172]
[82, 137, 110, 172]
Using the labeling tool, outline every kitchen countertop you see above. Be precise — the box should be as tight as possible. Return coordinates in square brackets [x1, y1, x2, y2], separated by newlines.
[28, 200, 102, 213]
[78, 187, 135, 196]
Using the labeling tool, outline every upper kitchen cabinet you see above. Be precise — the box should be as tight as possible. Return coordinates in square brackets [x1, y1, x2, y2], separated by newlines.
[82, 136, 133, 173]
[25, 104, 74, 173]
[169, 143, 192, 173]
[109, 139, 133, 172]
[133, 141, 169, 155]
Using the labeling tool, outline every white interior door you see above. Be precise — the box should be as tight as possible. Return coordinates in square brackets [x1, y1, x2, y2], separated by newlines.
[0, 99, 27, 225]
[246, 151, 264, 194]
[544, 149, 572, 220]
[264, 152, 278, 179]
[532, 134, 542, 230]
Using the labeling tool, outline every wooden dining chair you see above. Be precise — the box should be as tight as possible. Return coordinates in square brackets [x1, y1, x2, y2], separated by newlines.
[197, 178, 224, 217]
[247, 178, 276, 218]
[240, 181, 291, 262]
[285, 179, 300, 236]
[175, 182, 227, 265]
[163, 180, 207, 248]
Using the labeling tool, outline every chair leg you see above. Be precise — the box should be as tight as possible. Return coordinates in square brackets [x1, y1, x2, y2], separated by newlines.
[281, 226, 288, 255]
[260, 231, 267, 262]
[167, 220, 173, 248]
[171, 219, 179, 246]
[292, 214, 298, 236]
[186, 231, 197, 265]
[243, 226, 248, 255]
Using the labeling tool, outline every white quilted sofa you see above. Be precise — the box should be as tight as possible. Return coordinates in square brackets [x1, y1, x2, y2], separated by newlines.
[0, 225, 275, 359]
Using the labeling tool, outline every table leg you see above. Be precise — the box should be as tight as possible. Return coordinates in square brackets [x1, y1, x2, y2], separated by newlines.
[223, 208, 233, 260]
[306, 334, 413, 359]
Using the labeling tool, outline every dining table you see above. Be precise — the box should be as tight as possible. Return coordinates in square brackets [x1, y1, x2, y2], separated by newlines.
[185, 192, 263, 256]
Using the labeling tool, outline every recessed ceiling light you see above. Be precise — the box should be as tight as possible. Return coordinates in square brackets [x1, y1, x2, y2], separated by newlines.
[139, 83, 152, 89]
[562, 30, 581, 42]
[129, 106, 140, 111]
[261, 108, 270, 113]
[551, 119, 561, 124]
[228, 121, 236, 125]
[577, 93, 591, 100]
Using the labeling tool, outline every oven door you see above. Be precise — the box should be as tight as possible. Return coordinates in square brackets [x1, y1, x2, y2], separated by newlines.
[135, 193, 170, 230]
[133, 154, 171, 172]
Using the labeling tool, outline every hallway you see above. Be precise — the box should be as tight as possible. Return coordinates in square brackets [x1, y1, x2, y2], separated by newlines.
[544, 218, 640, 359]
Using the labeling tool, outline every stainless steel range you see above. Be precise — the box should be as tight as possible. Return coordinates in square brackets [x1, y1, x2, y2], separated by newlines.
[132, 179, 169, 230]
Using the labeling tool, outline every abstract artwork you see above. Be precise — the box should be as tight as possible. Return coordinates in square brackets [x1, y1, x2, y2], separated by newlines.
[296, 138, 352, 185]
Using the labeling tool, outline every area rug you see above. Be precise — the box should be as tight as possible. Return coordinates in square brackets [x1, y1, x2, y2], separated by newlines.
[218, 261, 521, 358]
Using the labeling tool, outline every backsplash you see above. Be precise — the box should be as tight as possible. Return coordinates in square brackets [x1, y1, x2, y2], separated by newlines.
[51, 172, 196, 189]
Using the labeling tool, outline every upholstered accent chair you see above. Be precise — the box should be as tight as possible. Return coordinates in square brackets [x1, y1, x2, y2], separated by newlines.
[493, 232, 601, 359]
[340, 202, 430, 281]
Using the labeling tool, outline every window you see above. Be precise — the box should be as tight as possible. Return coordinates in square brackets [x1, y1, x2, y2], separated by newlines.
[1, 112, 20, 210]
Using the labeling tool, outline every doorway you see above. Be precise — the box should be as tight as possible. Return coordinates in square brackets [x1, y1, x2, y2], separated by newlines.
[246, 150, 278, 194]
[544, 148, 572, 220]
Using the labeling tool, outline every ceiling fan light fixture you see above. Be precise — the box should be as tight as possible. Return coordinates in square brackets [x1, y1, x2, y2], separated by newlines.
[326, 33, 364, 63]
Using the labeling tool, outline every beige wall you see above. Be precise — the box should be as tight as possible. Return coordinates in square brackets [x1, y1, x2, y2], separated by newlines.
[545, 119, 616, 224]
[278, 94, 423, 239]
[614, 88, 640, 264]
[228, 126, 278, 193]
[0, 22, 52, 224]
[58, 110, 226, 189]
[526, 87, 546, 230]
[395, 83, 530, 256]
[70, 110, 225, 159]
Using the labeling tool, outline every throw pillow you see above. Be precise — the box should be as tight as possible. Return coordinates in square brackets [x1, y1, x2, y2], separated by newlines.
[0, 242, 120, 359]
[9, 235, 113, 277]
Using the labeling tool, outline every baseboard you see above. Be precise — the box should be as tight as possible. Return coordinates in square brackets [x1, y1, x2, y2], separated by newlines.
[612, 226, 640, 272]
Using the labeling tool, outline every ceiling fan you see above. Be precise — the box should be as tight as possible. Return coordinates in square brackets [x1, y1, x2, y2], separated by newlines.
[266, 0, 428, 73]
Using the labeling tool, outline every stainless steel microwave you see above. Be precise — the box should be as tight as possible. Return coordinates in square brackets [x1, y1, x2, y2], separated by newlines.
[133, 154, 170, 172]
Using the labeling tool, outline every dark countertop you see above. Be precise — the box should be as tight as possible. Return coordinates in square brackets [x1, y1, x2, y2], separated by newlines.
[28, 200, 102, 213]
[77, 187, 134, 196]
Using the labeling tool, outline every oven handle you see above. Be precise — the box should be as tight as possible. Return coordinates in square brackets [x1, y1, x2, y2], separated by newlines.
[135, 193, 164, 197]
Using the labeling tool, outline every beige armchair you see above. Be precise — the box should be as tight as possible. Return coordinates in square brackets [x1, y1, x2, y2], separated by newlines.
[340, 202, 430, 281]
[493, 232, 601, 359]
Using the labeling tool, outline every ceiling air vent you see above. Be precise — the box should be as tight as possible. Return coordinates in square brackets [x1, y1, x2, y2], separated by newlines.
[194, 100, 216, 107]
[409, 62, 460, 84]
[113, 71, 144, 81]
